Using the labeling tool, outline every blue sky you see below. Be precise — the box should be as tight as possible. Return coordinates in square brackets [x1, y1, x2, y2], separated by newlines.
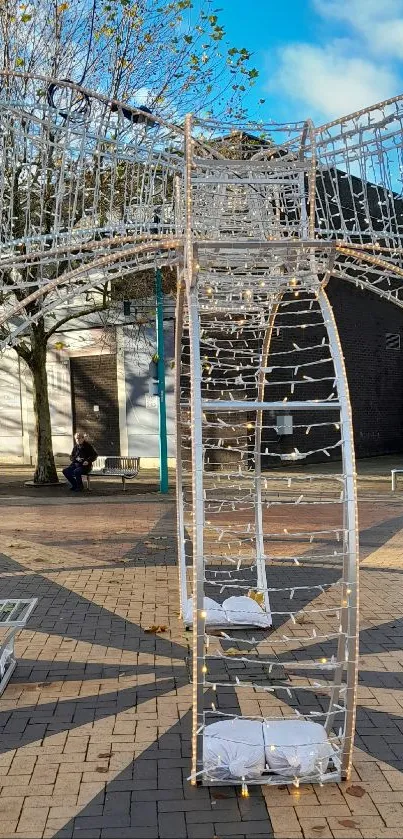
[218, 0, 403, 125]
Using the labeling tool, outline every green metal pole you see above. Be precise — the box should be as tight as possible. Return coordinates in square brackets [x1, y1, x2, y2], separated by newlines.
[155, 268, 169, 493]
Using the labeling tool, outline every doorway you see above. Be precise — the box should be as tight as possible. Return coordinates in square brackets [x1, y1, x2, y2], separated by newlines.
[70, 354, 120, 456]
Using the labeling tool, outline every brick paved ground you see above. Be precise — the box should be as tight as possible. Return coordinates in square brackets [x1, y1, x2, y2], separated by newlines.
[0, 477, 401, 838]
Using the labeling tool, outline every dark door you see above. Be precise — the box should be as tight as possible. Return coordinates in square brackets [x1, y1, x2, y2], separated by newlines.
[70, 354, 120, 455]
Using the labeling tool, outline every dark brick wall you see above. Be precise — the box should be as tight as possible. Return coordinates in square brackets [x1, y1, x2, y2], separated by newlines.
[182, 281, 403, 465]
[260, 281, 403, 465]
[328, 277, 403, 458]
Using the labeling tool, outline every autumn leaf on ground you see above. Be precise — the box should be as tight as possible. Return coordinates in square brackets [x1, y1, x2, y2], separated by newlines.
[247, 589, 264, 606]
[145, 625, 167, 633]
[338, 819, 360, 828]
[345, 785, 365, 798]
[224, 647, 251, 656]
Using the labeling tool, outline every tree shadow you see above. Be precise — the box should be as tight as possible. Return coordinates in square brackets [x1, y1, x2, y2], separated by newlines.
[53, 709, 274, 839]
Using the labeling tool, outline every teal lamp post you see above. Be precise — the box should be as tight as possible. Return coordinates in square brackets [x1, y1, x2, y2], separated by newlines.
[155, 268, 169, 493]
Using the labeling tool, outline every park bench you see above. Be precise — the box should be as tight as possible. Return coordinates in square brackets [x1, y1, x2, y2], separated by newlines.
[0, 599, 37, 695]
[391, 469, 403, 491]
[85, 456, 140, 491]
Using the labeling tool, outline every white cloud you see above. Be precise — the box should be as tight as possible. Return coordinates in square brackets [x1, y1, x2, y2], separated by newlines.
[268, 0, 403, 122]
[313, 0, 401, 25]
[313, 0, 403, 58]
[272, 43, 398, 121]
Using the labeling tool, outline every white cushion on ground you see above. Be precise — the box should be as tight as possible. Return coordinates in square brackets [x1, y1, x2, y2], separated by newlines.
[183, 597, 227, 625]
[222, 595, 272, 627]
[204, 719, 265, 780]
[263, 720, 333, 777]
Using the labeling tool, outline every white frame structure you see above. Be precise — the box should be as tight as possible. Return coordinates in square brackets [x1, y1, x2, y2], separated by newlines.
[4, 74, 403, 790]
[175, 115, 360, 787]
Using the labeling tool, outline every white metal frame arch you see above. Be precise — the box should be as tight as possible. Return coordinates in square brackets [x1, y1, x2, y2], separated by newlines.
[179, 113, 360, 788]
[0, 237, 182, 351]
[3, 79, 403, 793]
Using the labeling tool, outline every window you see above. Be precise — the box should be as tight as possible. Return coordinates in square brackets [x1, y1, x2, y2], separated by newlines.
[385, 333, 401, 350]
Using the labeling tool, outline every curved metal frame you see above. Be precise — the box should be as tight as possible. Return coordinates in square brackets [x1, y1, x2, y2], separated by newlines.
[253, 297, 281, 617]
[318, 288, 359, 780]
[299, 119, 317, 241]
[2, 81, 400, 791]
[0, 238, 182, 349]
[174, 278, 188, 616]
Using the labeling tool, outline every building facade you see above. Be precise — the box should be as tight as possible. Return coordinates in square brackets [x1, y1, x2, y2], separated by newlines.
[1, 278, 403, 465]
[0, 312, 176, 466]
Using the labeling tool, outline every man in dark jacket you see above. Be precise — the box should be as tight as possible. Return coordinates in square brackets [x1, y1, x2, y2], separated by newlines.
[62, 431, 98, 491]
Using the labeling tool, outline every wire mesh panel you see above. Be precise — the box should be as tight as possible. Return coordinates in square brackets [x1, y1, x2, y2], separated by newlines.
[179, 116, 359, 791]
[6, 77, 403, 793]
[0, 73, 184, 349]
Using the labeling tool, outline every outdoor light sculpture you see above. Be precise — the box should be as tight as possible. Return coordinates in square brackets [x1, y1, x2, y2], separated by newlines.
[2, 73, 403, 789]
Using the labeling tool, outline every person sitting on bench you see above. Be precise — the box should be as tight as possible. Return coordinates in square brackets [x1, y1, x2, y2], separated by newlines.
[63, 431, 98, 491]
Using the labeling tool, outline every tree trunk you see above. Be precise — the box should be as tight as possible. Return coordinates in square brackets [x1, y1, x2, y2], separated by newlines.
[29, 327, 59, 484]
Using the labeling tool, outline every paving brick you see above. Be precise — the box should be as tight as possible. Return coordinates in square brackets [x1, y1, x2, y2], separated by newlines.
[214, 821, 274, 836]
[159, 798, 212, 812]
[130, 802, 158, 827]
[186, 826, 217, 839]
[0, 796, 24, 819]
[260, 805, 301, 833]
[298, 817, 333, 838]
[102, 832, 157, 839]
[375, 801, 403, 826]
[187, 808, 239, 823]
[1, 492, 403, 839]
[158, 811, 187, 838]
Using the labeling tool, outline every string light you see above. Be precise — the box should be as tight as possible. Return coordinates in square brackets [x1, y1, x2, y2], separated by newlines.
[178, 233, 359, 786]
[1, 78, 377, 790]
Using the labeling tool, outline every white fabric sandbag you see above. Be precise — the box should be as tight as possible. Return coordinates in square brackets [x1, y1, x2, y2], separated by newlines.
[222, 595, 272, 627]
[183, 596, 227, 625]
[263, 720, 333, 777]
[204, 719, 265, 780]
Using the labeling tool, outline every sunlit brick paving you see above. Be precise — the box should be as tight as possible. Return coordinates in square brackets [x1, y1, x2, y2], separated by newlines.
[0, 490, 402, 838]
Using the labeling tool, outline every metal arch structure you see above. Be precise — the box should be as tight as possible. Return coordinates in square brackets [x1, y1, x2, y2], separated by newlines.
[174, 104, 403, 789]
[2, 76, 403, 789]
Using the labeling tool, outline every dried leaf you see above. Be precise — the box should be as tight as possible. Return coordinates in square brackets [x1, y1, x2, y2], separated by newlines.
[95, 767, 108, 773]
[338, 819, 360, 828]
[247, 589, 264, 606]
[312, 827, 327, 832]
[345, 785, 365, 798]
[224, 647, 250, 656]
[145, 625, 167, 634]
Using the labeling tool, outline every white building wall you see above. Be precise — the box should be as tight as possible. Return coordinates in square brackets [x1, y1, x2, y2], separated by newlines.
[0, 318, 177, 465]
[0, 351, 27, 461]
[124, 321, 176, 462]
